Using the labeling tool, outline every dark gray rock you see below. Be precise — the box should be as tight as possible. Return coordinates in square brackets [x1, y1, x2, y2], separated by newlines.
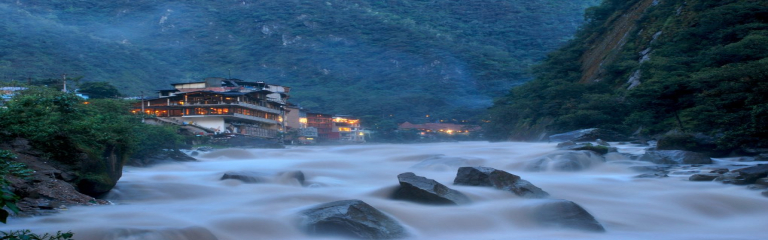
[689, 173, 720, 181]
[731, 164, 768, 185]
[638, 150, 712, 164]
[709, 168, 729, 174]
[277, 171, 306, 186]
[299, 199, 407, 239]
[756, 178, 768, 186]
[556, 141, 577, 149]
[747, 184, 768, 190]
[762, 191, 768, 198]
[391, 172, 471, 205]
[548, 128, 628, 142]
[221, 170, 306, 186]
[596, 139, 610, 146]
[453, 167, 549, 198]
[527, 151, 605, 171]
[714, 172, 740, 184]
[221, 171, 271, 183]
[529, 199, 606, 232]
[635, 172, 668, 178]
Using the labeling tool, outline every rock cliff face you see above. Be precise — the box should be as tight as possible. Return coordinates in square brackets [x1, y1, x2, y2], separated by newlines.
[1, 139, 109, 215]
[579, 0, 657, 83]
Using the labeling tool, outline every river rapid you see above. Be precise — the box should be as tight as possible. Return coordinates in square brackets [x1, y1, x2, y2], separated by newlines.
[3, 142, 767, 240]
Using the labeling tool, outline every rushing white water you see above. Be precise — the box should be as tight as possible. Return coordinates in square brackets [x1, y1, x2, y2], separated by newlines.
[2, 142, 767, 240]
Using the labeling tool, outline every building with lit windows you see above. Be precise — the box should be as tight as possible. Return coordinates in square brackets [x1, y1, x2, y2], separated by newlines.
[333, 116, 365, 143]
[285, 105, 318, 144]
[133, 77, 289, 139]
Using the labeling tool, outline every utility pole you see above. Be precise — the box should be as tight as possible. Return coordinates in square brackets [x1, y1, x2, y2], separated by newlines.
[141, 91, 145, 123]
[62, 73, 67, 92]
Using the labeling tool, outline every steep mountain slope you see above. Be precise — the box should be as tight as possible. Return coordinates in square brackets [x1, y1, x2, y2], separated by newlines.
[0, 0, 598, 121]
[487, 0, 768, 150]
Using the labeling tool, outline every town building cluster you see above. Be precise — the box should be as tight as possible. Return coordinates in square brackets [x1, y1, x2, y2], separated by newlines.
[133, 77, 366, 144]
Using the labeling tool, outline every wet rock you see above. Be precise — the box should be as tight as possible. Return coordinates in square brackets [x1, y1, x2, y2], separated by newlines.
[558, 143, 613, 155]
[101, 227, 219, 240]
[756, 178, 768, 186]
[221, 171, 271, 183]
[127, 149, 197, 167]
[190, 151, 200, 157]
[709, 168, 729, 174]
[277, 171, 306, 186]
[714, 172, 741, 184]
[221, 171, 306, 186]
[548, 128, 628, 142]
[746, 184, 768, 190]
[638, 150, 712, 165]
[453, 167, 549, 198]
[391, 172, 471, 205]
[197, 146, 213, 152]
[635, 172, 668, 178]
[689, 173, 720, 181]
[556, 141, 577, 148]
[528, 199, 606, 232]
[299, 199, 407, 239]
[762, 191, 768, 198]
[730, 164, 768, 185]
[596, 139, 610, 146]
[526, 151, 605, 172]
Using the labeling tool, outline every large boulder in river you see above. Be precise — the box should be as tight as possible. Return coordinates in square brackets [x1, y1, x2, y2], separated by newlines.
[528, 199, 606, 232]
[548, 128, 628, 142]
[299, 199, 407, 239]
[221, 171, 306, 186]
[728, 164, 768, 185]
[526, 151, 605, 171]
[391, 172, 471, 205]
[638, 150, 712, 164]
[453, 167, 549, 198]
[221, 171, 271, 183]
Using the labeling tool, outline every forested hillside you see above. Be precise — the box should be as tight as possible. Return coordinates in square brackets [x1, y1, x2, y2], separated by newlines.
[486, 0, 768, 151]
[0, 0, 598, 122]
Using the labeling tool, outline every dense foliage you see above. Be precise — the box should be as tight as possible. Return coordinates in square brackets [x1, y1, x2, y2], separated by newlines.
[486, 0, 768, 150]
[0, 86, 180, 161]
[0, 85, 182, 193]
[0, 0, 598, 122]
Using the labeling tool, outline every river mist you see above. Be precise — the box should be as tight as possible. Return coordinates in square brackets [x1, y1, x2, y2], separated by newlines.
[2, 142, 766, 239]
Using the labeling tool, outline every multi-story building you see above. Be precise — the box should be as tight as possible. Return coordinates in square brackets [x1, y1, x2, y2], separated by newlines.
[284, 105, 318, 144]
[134, 77, 289, 139]
[333, 116, 365, 143]
[306, 112, 334, 141]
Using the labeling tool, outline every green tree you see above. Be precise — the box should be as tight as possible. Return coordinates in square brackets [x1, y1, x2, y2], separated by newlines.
[78, 82, 121, 99]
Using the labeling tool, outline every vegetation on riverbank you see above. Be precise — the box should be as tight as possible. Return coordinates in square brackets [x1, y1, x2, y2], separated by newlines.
[0, 85, 182, 196]
[486, 0, 768, 152]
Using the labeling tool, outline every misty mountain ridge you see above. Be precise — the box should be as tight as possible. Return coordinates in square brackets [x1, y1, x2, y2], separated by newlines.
[1, 0, 599, 121]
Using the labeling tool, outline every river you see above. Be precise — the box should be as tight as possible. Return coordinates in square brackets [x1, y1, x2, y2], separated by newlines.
[2, 142, 767, 240]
